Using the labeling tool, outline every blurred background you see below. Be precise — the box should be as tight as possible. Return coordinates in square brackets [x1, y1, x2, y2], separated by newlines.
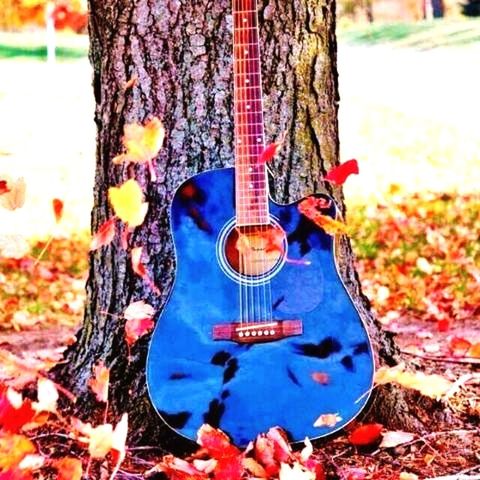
[0, 0, 479, 239]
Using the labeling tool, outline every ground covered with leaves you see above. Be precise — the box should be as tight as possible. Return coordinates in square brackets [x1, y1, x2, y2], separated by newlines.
[0, 191, 478, 479]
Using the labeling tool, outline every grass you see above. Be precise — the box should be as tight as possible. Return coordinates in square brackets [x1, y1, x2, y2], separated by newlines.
[338, 18, 480, 48]
[0, 31, 88, 60]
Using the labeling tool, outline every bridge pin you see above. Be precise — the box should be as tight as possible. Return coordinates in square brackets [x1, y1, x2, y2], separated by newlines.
[238, 332, 244, 337]
[264, 330, 269, 335]
[258, 331, 263, 336]
[251, 331, 257, 336]
[245, 331, 251, 337]
[270, 330, 275, 335]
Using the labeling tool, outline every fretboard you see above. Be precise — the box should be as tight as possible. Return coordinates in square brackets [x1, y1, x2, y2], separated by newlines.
[233, 0, 268, 226]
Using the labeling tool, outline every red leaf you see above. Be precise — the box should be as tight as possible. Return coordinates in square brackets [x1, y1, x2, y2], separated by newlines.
[266, 427, 292, 463]
[131, 246, 160, 294]
[311, 372, 330, 385]
[215, 456, 243, 480]
[90, 218, 116, 251]
[349, 423, 383, 446]
[254, 436, 279, 477]
[0, 180, 10, 196]
[88, 362, 110, 403]
[437, 319, 450, 332]
[125, 318, 154, 347]
[0, 470, 33, 480]
[449, 337, 472, 357]
[52, 198, 64, 223]
[257, 132, 286, 164]
[0, 386, 36, 432]
[325, 159, 359, 186]
[197, 424, 239, 458]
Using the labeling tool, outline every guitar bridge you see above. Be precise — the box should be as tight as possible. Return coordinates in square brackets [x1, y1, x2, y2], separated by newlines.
[212, 320, 303, 344]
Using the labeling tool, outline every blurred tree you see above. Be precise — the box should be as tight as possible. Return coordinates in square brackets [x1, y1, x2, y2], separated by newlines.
[0, 0, 87, 32]
[53, 0, 449, 450]
[461, 0, 480, 15]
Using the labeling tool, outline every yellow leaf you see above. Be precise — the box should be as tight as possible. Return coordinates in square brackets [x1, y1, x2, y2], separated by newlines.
[108, 179, 148, 228]
[374, 364, 452, 400]
[55, 457, 83, 480]
[0, 434, 36, 469]
[113, 117, 165, 165]
[88, 423, 113, 459]
[88, 362, 109, 403]
[313, 413, 342, 428]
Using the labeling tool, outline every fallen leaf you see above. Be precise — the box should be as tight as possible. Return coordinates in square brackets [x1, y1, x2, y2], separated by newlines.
[0, 434, 36, 470]
[379, 430, 415, 448]
[108, 179, 148, 228]
[88, 362, 109, 403]
[467, 343, 480, 358]
[0, 177, 26, 210]
[33, 378, 58, 413]
[88, 423, 114, 459]
[0, 234, 30, 259]
[399, 473, 419, 480]
[279, 462, 315, 480]
[0, 469, 33, 480]
[111, 413, 128, 465]
[242, 457, 267, 478]
[0, 387, 36, 432]
[90, 217, 116, 251]
[18, 454, 44, 470]
[54, 458, 83, 480]
[131, 246, 159, 294]
[52, 198, 64, 223]
[349, 423, 383, 446]
[324, 159, 359, 185]
[197, 424, 239, 458]
[449, 336, 472, 357]
[313, 413, 342, 428]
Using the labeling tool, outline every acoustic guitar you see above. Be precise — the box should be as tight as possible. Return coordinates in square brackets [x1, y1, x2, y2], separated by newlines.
[146, 0, 374, 446]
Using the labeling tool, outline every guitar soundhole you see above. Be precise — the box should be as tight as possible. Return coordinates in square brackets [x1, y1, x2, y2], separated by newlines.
[224, 224, 286, 277]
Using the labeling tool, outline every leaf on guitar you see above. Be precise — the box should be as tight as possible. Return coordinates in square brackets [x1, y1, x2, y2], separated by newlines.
[298, 198, 348, 236]
[313, 413, 342, 428]
[52, 198, 64, 223]
[108, 179, 149, 229]
[311, 372, 330, 385]
[324, 159, 359, 186]
[88, 362, 109, 403]
[0, 176, 26, 211]
[257, 131, 287, 164]
[348, 423, 383, 446]
[113, 117, 165, 181]
[90, 218, 116, 251]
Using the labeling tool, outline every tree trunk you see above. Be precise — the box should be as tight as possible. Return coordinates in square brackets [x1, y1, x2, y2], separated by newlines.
[52, 0, 448, 452]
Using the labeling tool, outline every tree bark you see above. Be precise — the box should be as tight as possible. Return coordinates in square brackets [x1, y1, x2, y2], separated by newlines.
[52, 0, 448, 452]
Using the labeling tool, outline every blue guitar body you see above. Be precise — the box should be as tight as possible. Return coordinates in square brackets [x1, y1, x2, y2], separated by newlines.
[147, 167, 373, 446]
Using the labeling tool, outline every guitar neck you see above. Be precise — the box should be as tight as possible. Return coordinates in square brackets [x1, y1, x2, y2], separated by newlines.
[233, 0, 269, 226]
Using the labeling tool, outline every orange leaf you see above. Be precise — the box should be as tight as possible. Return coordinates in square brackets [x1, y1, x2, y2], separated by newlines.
[54, 458, 83, 480]
[0, 176, 26, 211]
[113, 117, 165, 166]
[197, 424, 239, 459]
[449, 337, 472, 357]
[0, 434, 36, 470]
[349, 423, 383, 446]
[90, 218, 116, 251]
[467, 342, 480, 358]
[52, 198, 64, 223]
[311, 372, 330, 385]
[108, 179, 148, 228]
[88, 362, 109, 403]
[298, 197, 347, 235]
[88, 423, 114, 459]
[324, 159, 359, 186]
[313, 413, 342, 428]
[111, 413, 129, 465]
